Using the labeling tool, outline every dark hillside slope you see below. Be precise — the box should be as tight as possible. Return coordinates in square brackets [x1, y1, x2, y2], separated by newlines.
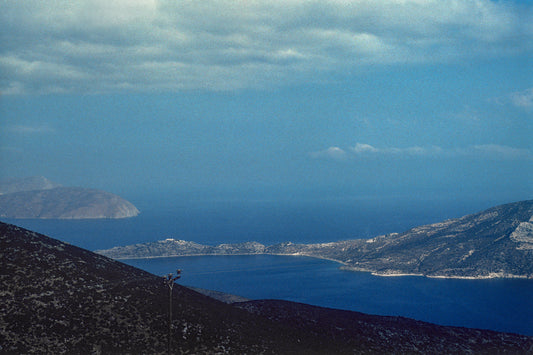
[237, 300, 533, 354]
[1, 222, 532, 354]
[0, 222, 321, 354]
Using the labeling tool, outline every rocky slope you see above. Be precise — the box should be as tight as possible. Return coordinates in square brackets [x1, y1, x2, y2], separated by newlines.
[235, 300, 533, 354]
[0, 177, 139, 219]
[97, 200, 533, 278]
[97, 239, 267, 259]
[2, 221, 532, 354]
[331, 199, 533, 278]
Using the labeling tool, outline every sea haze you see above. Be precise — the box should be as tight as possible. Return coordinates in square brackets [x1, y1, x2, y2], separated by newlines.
[5, 196, 532, 336]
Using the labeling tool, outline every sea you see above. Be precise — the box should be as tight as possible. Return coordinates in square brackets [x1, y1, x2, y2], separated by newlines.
[5, 194, 533, 336]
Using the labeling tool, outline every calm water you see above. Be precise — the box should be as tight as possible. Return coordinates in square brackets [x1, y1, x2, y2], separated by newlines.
[124, 255, 533, 336]
[5, 196, 533, 336]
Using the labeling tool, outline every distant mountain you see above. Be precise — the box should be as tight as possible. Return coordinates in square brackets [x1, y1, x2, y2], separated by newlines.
[0, 176, 60, 194]
[2, 221, 532, 353]
[0, 177, 139, 219]
[97, 200, 533, 279]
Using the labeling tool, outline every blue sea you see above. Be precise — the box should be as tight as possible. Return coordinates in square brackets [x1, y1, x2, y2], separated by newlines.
[5, 195, 533, 336]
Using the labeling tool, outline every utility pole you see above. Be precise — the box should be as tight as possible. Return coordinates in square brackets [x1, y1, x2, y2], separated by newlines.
[164, 269, 181, 355]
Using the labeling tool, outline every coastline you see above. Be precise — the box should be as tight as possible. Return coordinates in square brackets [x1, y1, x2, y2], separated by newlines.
[103, 251, 532, 280]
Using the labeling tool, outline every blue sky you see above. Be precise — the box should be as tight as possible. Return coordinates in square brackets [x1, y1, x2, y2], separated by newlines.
[1, 0, 532, 204]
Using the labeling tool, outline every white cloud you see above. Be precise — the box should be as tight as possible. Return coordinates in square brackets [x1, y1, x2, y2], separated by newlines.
[350, 143, 443, 157]
[6, 125, 56, 135]
[0, 0, 531, 94]
[491, 88, 533, 111]
[509, 88, 533, 109]
[312, 143, 532, 160]
[466, 144, 533, 159]
[351, 143, 379, 154]
[448, 106, 480, 122]
[310, 147, 348, 161]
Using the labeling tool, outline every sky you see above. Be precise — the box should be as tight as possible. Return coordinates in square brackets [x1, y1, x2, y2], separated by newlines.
[1, 0, 532, 206]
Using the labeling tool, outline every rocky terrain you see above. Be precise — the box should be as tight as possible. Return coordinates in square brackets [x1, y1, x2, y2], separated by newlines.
[2, 221, 533, 354]
[0, 176, 139, 219]
[97, 200, 533, 279]
[97, 239, 268, 259]
[329, 200, 533, 278]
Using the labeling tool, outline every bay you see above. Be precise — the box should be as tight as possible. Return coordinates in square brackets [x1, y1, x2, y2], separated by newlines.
[4, 196, 532, 336]
[123, 254, 533, 336]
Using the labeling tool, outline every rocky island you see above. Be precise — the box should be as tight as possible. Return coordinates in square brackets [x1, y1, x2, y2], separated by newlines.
[97, 200, 533, 279]
[2, 221, 533, 353]
[0, 176, 139, 219]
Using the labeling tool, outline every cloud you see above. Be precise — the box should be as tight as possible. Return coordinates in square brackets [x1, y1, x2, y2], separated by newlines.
[351, 143, 443, 157]
[310, 147, 348, 161]
[509, 88, 533, 109]
[351, 143, 379, 154]
[447, 106, 481, 122]
[311, 143, 532, 161]
[6, 125, 56, 135]
[465, 144, 533, 160]
[1, 0, 531, 94]
[491, 88, 533, 111]
[311, 143, 444, 160]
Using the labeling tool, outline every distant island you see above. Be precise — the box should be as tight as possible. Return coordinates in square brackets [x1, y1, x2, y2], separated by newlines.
[0, 176, 139, 219]
[97, 200, 533, 279]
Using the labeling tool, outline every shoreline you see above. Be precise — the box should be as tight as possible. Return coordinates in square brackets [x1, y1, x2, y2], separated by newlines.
[103, 251, 532, 280]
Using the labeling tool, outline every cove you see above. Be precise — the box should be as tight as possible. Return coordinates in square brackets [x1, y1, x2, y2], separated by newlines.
[123, 254, 533, 336]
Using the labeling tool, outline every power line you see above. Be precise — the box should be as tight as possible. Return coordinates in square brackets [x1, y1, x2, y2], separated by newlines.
[164, 270, 181, 355]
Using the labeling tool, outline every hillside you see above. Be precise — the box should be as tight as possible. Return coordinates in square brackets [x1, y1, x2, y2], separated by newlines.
[330, 200, 533, 278]
[97, 200, 533, 278]
[0, 177, 139, 219]
[2, 222, 533, 353]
